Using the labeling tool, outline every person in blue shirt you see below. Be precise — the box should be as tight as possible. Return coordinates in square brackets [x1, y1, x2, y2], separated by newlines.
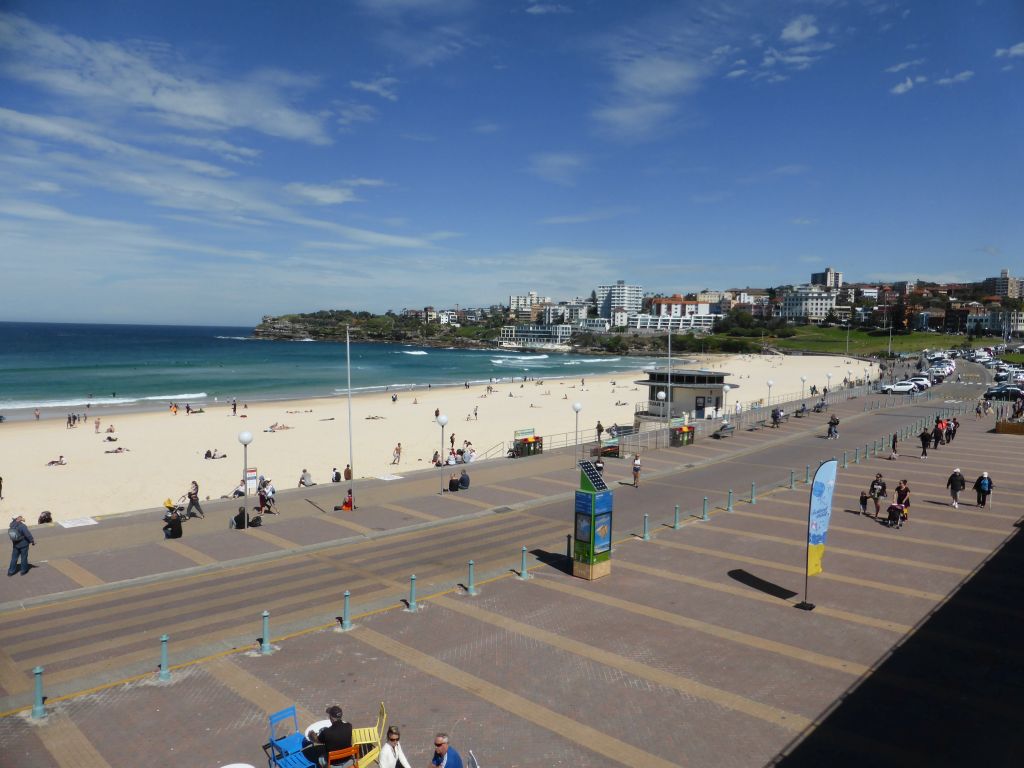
[430, 733, 463, 768]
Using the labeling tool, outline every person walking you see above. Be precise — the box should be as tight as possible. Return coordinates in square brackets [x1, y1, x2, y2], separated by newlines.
[185, 480, 204, 519]
[889, 432, 899, 459]
[8, 515, 35, 576]
[973, 472, 994, 508]
[868, 473, 887, 518]
[596, 420, 604, 444]
[632, 454, 641, 488]
[946, 468, 966, 509]
[918, 428, 930, 459]
[392, 443, 402, 465]
[931, 422, 943, 449]
[894, 479, 911, 526]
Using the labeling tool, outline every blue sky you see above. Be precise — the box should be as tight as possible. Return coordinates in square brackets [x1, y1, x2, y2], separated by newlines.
[0, 1, 1021, 326]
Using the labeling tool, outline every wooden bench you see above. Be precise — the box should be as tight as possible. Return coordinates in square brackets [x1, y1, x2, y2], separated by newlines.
[751, 419, 768, 431]
[353, 701, 386, 766]
[714, 423, 735, 439]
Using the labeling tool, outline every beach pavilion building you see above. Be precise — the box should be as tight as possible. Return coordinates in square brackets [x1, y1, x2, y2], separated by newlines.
[634, 365, 733, 422]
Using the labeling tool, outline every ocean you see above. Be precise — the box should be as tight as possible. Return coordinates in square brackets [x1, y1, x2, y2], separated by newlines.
[0, 322, 662, 419]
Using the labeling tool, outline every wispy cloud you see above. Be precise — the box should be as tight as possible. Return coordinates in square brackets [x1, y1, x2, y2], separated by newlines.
[995, 42, 1024, 58]
[350, 76, 399, 101]
[336, 103, 378, 127]
[890, 76, 915, 95]
[885, 58, 925, 73]
[286, 183, 359, 205]
[780, 15, 819, 43]
[527, 152, 586, 186]
[525, 3, 572, 15]
[0, 12, 331, 144]
[936, 70, 973, 86]
[472, 121, 500, 134]
[540, 208, 625, 225]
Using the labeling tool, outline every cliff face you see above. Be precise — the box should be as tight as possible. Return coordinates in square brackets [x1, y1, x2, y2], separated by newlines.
[250, 314, 495, 348]
[251, 315, 343, 340]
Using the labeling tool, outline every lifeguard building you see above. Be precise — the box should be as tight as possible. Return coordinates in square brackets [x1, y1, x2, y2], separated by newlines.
[634, 365, 733, 422]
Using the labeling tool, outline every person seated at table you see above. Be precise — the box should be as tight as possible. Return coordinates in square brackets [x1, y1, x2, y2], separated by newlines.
[306, 705, 353, 766]
[448, 472, 460, 492]
[458, 469, 470, 490]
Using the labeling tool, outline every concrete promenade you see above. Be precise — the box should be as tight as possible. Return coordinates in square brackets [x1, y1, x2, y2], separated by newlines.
[1, 375, 1021, 767]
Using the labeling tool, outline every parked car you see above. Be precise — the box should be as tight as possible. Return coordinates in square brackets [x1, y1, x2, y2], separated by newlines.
[907, 377, 932, 390]
[881, 381, 918, 394]
[983, 386, 1024, 401]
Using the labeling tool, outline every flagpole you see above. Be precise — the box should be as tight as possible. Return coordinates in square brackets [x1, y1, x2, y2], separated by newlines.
[796, 496, 815, 610]
[346, 325, 355, 509]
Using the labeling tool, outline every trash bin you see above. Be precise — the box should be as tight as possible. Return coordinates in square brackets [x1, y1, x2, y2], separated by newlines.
[515, 436, 543, 456]
[671, 426, 694, 447]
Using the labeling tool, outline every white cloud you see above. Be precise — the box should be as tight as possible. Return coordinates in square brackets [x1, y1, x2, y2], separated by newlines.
[890, 77, 914, 95]
[26, 180, 62, 193]
[995, 42, 1024, 58]
[592, 101, 676, 140]
[885, 58, 925, 73]
[336, 103, 378, 127]
[350, 76, 399, 101]
[936, 70, 974, 86]
[780, 15, 819, 43]
[160, 136, 261, 163]
[525, 4, 572, 15]
[527, 152, 586, 186]
[286, 183, 359, 205]
[0, 13, 331, 145]
[725, 69, 747, 79]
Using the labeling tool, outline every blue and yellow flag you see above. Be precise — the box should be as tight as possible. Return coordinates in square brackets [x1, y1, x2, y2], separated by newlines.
[806, 459, 838, 576]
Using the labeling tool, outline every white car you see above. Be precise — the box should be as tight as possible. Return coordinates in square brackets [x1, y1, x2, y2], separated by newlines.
[881, 381, 918, 394]
[907, 377, 932, 389]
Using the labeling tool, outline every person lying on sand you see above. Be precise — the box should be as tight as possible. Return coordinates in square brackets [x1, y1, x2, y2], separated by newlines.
[46, 455, 67, 466]
[104, 436, 118, 442]
[105, 447, 130, 454]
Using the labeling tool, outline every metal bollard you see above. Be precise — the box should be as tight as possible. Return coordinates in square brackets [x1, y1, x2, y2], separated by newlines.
[805, 465, 810, 484]
[342, 590, 352, 630]
[855, 447, 860, 464]
[408, 575, 418, 612]
[843, 451, 848, 469]
[673, 504, 680, 529]
[261, 610, 272, 655]
[519, 546, 529, 580]
[467, 561, 479, 596]
[727, 489, 734, 512]
[642, 514, 651, 540]
[32, 666, 45, 719]
[159, 634, 170, 681]
[789, 470, 795, 489]
[566, 533, 572, 558]
[702, 497, 709, 521]
[750, 482, 756, 505]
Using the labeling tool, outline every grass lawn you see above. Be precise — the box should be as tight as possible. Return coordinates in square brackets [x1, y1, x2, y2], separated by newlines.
[748, 327, 988, 356]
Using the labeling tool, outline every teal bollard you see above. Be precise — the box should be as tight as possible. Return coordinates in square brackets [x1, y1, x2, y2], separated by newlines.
[789, 470, 795, 489]
[261, 610, 272, 655]
[702, 497, 709, 521]
[673, 504, 680, 530]
[519, 546, 529, 580]
[159, 634, 170, 681]
[408, 574, 418, 612]
[750, 482, 756, 505]
[31, 667, 45, 719]
[342, 590, 352, 630]
[805, 465, 810, 484]
[855, 447, 860, 464]
[843, 451, 848, 469]
[467, 561, 479, 596]
[727, 489, 734, 512]
[642, 514, 651, 540]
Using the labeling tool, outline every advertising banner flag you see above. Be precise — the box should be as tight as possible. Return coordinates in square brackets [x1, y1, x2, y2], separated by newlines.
[806, 459, 838, 577]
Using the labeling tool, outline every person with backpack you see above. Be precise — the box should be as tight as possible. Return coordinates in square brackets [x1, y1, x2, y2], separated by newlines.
[946, 468, 966, 508]
[973, 472, 994, 508]
[8, 515, 35, 576]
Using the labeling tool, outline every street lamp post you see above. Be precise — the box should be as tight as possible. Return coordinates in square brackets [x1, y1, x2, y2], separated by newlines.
[237, 431, 253, 530]
[436, 414, 448, 495]
[656, 390, 666, 443]
[572, 401, 582, 468]
[766, 379, 774, 407]
[722, 384, 731, 422]
[345, 325, 355, 508]
[847, 369, 853, 389]
[800, 375, 807, 401]
[826, 372, 833, 400]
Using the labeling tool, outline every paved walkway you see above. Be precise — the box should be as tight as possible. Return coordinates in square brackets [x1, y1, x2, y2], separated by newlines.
[2, 375, 1021, 767]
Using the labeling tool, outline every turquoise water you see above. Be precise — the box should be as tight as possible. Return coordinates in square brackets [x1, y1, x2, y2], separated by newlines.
[0, 322, 660, 417]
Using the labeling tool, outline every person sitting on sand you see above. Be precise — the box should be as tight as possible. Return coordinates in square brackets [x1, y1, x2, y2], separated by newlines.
[46, 455, 67, 466]
[204, 449, 212, 459]
[298, 469, 316, 487]
[432, 450, 442, 467]
[104, 447, 130, 454]
[106, 425, 116, 433]
[211, 449, 225, 459]
[230, 480, 245, 498]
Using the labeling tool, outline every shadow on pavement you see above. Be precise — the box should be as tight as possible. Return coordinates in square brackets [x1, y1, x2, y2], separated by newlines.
[771, 517, 1024, 767]
[531, 548, 573, 576]
[727, 569, 797, 600]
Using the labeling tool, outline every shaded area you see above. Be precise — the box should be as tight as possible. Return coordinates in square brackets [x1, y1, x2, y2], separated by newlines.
[531, 548, 574, 576]
[772, 519, 1024, 768]
[728, 569, 798, 600]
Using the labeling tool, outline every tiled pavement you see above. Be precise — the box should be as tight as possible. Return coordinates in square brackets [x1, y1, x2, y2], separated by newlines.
[1, 376, 1022, 767]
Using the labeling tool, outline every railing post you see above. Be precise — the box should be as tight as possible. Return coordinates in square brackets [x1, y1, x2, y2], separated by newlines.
[31, 666, 46, 719]
[408, 574, 418, 612]
[702, 497, 709, 521]
[789, 470, 795, 489]
[261, 610, 272, 655]
[727, 489, 734, 512]
[159, 634, 170, 681]
[467, 561, 479, 596]
[673, 504, 681, 529]
[519, 546, 529, 580]
[642, 513, 651, 540]
[342, 590, 352, 630]
[750, 482, 756, 505]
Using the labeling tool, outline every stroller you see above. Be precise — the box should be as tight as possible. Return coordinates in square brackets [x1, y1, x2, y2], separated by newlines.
[162, 496, 195, 522]
[886, 502, 907, 529]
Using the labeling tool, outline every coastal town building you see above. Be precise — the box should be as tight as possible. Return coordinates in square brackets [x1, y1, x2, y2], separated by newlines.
[982, 269, 1021, 299]
[499, 323, 574, 348]
[634, 366, 732, 421]
[810, 266, 843, 289]
[777, 285, 839, 322]
[509, 291, 551, 312]
[595, 280, 643, 319]
[629, 313, 720, 331]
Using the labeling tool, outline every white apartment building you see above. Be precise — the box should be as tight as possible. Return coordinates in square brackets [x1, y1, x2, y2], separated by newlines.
[595, 280, 643, 319]
[578, 317, 611, 332]
[508, 291, 551, 312]
[630, 313, 722, 331]
[778, 285, 838, 322]
[499, 324, 574, 346]
[859, 286, 880, 300]
[650, 296, 713, 317]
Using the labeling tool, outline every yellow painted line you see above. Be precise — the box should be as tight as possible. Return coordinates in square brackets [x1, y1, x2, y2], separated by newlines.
[687, 522, 971, 575]
[488, 483, 548, 499]
[161, 540, 217, 566]
[434, 594, 809, 731]
[36, 712, 112, 768]
[533, 475, 580, 488]
[650, 539, 945, 601]
[531, 578, 867, 676]
[379, 502, 440, 521]
[206, 656, 318, 723]
[352, 627, 691, 767]
[245, 527, 303, 550]
[613, 560, 909, 633]
[727, 507, 993, 554]
[47, 558, 105, 588]
[316, 512, 374, 535]
[442, 493, 493, 509]
[0, 646, 30, 694]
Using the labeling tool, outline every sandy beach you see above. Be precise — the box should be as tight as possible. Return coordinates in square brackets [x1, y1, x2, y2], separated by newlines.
[0, 354, 876, 523]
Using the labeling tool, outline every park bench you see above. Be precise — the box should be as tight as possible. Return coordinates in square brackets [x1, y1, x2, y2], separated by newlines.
[714, 423, 735, 439]
[751, 419, 768, 431]
[353, 701, 386, 766]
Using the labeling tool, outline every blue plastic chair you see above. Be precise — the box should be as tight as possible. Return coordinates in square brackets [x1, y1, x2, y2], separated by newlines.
[264, 706, 315, 768]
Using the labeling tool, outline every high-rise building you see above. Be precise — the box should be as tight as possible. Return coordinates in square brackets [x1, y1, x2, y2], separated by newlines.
[810, 266, 843, 289]
[508, 291, 551, 311]
[595, 280, 643, 319]
[982, 269, 1021, 299]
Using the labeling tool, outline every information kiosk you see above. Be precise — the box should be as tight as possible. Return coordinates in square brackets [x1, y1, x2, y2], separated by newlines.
[573, 460, 612, 580]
